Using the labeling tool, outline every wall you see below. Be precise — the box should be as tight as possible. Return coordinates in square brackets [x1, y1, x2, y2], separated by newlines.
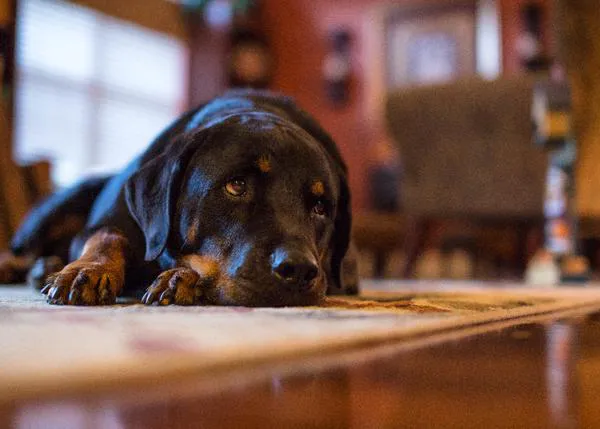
[499, 0, 554, 74]
[261, 0, 393, 212]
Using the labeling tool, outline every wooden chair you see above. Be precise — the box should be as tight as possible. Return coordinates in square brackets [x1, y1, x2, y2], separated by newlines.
[0, 105, 52, 250]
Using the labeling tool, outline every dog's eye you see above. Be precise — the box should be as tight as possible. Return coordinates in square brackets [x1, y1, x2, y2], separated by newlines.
[225, 178, 247, 197]
[313, 199, 327, 217]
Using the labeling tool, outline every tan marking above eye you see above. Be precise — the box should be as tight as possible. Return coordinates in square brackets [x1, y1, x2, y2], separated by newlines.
[257, 156, 271, 173]
[311, 181, 325, 196]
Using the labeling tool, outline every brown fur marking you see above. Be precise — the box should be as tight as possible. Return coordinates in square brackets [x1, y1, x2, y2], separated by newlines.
[43, 229, 129, 305]
[181, 254, 220, 279]
[257, 156, 271, 173]
[311, 181, 325, 196]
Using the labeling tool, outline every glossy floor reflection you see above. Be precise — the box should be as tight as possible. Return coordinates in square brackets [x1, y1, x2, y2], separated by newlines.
[6, 311, 600, 428]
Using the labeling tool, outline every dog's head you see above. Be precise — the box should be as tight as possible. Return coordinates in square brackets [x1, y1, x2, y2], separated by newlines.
[125, 111, 350, 306]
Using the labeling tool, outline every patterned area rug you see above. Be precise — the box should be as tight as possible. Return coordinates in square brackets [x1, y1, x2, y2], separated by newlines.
[1, 281, 599, 403]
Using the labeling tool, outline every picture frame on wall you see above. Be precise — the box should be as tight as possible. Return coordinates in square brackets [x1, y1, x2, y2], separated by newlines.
[385, 3, 477, 88]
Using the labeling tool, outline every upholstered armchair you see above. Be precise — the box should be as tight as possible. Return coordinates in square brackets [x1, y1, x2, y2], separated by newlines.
[385, 77, 548, 277]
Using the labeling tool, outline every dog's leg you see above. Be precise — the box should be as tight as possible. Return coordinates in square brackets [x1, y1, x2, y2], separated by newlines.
[142, 256, 219, 306]
[42, 228, 129, 305]
[0, 253, 35, 283]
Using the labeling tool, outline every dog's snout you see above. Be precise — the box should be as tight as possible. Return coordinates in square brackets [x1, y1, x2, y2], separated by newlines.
[271, 248, 318, 289]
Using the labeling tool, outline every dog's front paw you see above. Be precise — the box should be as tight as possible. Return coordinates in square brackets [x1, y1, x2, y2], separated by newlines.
[41, 262, 122, 305]
[142, 268, 204, 306]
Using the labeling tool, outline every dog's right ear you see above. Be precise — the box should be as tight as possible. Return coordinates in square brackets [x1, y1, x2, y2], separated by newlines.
[124, 136, 200, 261]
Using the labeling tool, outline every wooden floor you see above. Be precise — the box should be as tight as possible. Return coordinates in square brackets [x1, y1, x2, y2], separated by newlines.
[3, 309, 600, 428]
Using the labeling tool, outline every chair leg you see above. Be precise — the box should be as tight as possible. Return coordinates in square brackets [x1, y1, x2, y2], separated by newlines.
[373, 251, 387, 278]
[517, 222, 544, 276]
[402, 217, 430, 278]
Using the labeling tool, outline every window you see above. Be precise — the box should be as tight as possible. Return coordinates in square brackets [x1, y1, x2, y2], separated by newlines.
[15, 0, 187, 187]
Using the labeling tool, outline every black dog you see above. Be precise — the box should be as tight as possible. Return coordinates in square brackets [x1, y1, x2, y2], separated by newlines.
[2, 90, 357, 306]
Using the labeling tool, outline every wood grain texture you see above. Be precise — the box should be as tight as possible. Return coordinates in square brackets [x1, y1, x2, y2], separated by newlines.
[0, 101, 30, 247]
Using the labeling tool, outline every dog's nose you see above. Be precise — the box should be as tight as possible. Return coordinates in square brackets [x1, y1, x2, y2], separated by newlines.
[271, 249, 319, 289]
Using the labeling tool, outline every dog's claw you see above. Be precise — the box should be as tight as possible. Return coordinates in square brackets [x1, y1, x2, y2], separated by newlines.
[68, 286, 82, 305]
[40, 283, 51, 295]
[159, 288, 174, 305]
[141, 291, 150, 305]
[49, 285, 65, 301]
[98, 275, 112, 305]
[143, 280, 161, 305]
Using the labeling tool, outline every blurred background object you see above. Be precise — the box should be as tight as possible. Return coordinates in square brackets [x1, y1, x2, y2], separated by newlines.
[3, 0, 600, 283]
[322, 28, 352, 107]
[515, 2, 550, 72]
[384, 76, 546, 279]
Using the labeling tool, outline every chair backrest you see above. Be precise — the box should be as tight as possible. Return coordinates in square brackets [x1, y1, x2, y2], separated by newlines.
[386, 77, 547, 219]
[0, 160, 52, 250]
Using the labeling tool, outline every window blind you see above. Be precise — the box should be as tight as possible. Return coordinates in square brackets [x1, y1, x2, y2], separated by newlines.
[14, 0, 186, 187]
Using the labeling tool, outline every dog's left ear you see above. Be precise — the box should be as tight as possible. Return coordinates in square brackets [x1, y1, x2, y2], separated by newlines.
[327, 170, 352, 294]
[124, 136, 200, 261]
